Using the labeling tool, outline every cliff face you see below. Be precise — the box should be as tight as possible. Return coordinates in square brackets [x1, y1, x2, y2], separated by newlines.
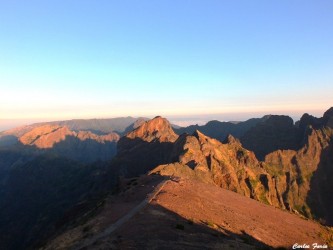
[263, 108, 333, 224]
[265, 128, 333, 220]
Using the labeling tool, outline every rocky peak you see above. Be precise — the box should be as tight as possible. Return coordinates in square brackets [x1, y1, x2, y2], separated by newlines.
[323, 107, 333, 118]
[223, 134, 241, 145]
[298, 108, 333, 130]
[299, 113, 323, 131]
[323, 107, 333, 128]
[192, 130, 208, 141]
[125, 116, 178, 143]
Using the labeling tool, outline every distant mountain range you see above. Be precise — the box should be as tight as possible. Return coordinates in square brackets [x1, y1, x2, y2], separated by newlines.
[0, 109, 332, 249]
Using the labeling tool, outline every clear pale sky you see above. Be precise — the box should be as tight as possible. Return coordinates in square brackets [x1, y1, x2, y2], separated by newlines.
[1, 1, 333, 130]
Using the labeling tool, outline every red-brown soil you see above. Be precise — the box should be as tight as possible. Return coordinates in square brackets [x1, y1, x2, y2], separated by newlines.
[43, 176, 332, 250]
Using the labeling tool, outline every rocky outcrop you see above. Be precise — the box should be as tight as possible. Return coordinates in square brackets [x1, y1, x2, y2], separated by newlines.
[151, 130, 281, 207]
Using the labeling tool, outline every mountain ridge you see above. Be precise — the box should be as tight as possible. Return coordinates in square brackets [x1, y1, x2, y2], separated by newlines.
[1, 108, 333, 249]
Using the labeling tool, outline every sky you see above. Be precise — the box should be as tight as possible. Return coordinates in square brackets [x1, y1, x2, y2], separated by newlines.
[1, 1, 333, 130]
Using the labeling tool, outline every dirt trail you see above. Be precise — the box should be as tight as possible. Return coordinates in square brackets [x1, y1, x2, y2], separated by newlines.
[74, 179, 169, 250]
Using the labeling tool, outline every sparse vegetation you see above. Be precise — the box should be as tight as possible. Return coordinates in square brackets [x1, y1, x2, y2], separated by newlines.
[249, 178, 259, 188]
[305, 172, 314, 182]
[316, 229, 333, 246]
[205, 220, 215, 228]
[264, 164, 284, 177]
[294, 204, 312, 218]
[259, 193, 270, 205]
